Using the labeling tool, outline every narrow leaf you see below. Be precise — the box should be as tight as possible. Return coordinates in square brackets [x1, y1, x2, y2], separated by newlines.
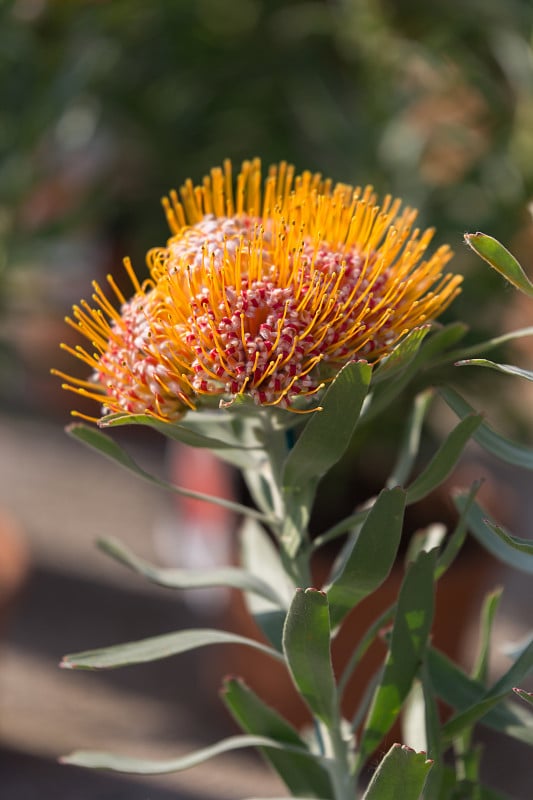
[100, 411, 254, 451]
[61, 628, 283, 670]
[427, 647, 533, 746]
[386, 390, 434, 488]
[361, 743, 433, 800]
[442, 387, 533, 470]
[358, 550, 437, 763]
[435, 480, 481, 579]
[435, 325, 533, 367]
[282, 588, 336, 725]
[457, 358, 533, 382]
[472, 588, 503, 685]
[222, 678, 334, 799]
[61, 734, 308, 774]
[282, 361, 371, 491]
[419, 661, 444, 797]
[406, 415, 483, 505]
[66, 423, 270, 522]
[372, 326, 431, 385]
[454, 494, 533, 573]
[485, 520, 533, 556]
[362, 322, 467, 423]
[513, 688, 533, 708]
[97, 536, 284, 605]
[326, 488, 406, 628]
[442, 637, 533, 741]
[465, 232, 533, 298]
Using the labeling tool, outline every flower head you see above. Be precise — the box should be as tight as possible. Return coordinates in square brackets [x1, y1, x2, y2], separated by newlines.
[55, 159, 461, 421]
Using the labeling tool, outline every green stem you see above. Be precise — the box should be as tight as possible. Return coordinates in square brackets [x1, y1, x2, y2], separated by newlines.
[319, 716, 356, 800]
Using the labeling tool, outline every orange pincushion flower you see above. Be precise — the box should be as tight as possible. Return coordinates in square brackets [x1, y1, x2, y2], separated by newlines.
[55, 159, 462, 422]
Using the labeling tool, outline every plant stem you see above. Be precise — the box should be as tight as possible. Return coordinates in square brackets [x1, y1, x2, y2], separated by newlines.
[319, 716, 357, 800]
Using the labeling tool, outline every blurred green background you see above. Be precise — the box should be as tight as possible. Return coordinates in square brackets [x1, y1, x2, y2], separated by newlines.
[2, 0, 533, 418]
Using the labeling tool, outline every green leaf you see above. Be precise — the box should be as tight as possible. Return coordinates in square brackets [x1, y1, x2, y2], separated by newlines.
[326, 487, 406, 628]
[362, 322, 467, 424]
[440, 768, 511, 800]
[405, 415, 483, 505]
[61, 734, 309, 774]
[442, 387, 533, 470]
[454, 494, 533, 573]
[442, 636, 533, 741]
[513, 688, 533, 708]
[222, 678, 334, 799]
[472, 588, 503, 685]
[386, 390, 434, 488]
[61, 628, 284, 670]
[100, 411, 255, 451]
[457, 358, 533, 383]
[281, 361, 371, 556]
[361, 743, 433, 800]
[239, 517, 292, 651]
[97, 536, 283, 605]
[464, 232, 533, 298]
[312, 507, 368, 550]
[419, 662, 445, 797]
[282, 361, 371, 491]
[358, 550, 437, 763]
[282, 588, 336, 725]
[372, 326, 431, 385]
[435, 325, 533, 368]
[427, 647, 533, 746]
[67, 423, 271, 523]
[435, 480, 481, 579]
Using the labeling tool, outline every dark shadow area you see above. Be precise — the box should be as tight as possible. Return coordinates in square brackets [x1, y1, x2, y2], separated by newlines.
[5, 563, 236, 741]
[0, 745, 213, 800]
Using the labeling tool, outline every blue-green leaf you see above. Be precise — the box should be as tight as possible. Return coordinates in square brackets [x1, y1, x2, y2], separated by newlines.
[457, 358, 533, 382]
[472, 588, 503, 685]
[386, 390, 434, 488]
[419, 662, 444, 797]
[326, 488, 406, 628]
[454, 493, 533, 573]
[97, 536, 283, 605]
[465, 233, 533, 298]
[99, 411, 252, 450]
[357, 550, 437, 763]
[435, 480, 480, 579]
[61, 628, 283, 670]
[441, 387, 533, 470]
[442, 637, 533, 741]
[282, 588, 336, 725]
[427, 647, 533, 746]
[405, 415, 483, 504]
[513, 688, 533, 708]
[66, 423, 270, 522]
[281, 361, 371, 556]
[222, 678, 334, 799]
[282, 361, 371, 492]
[362, 322, 467, 423]
[372, 326, 431, 385]
[361, 743, 433, 800]
[61, 734, 309, 774]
